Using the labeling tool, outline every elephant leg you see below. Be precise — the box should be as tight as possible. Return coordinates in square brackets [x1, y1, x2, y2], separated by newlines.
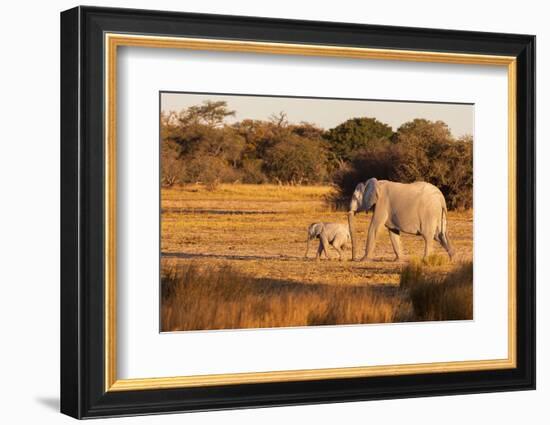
[320, 233, 331, 260]
[333, 245, 344, 261]
[362, 221, 382, 261]
[332, 235, 345, 261]
[423, 234, 433, 260]
[388, 229, 402, 261]
[315, 241, 324, 261]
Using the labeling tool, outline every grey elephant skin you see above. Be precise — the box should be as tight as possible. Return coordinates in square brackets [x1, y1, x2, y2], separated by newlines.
[305, 222, 351, 261]
[348, 178, 455, 261]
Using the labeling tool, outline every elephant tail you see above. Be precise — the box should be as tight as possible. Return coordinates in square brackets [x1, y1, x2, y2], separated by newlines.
[439, 206, 455, 260]
[441, 206, 448, 236]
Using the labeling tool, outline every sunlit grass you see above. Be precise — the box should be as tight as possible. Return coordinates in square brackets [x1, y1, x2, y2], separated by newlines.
[162, 183, 335, 202]
[161, 261, 473, 331]
[161, 262, 411, 331]
[409, 254, 450, 267]
[400, 261, 473, 321]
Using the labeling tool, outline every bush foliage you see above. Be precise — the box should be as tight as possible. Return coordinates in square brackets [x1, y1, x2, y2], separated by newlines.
[161, 102, 473, 209]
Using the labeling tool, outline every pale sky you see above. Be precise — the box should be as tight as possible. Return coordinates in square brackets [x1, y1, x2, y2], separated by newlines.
[161, 92, 473, 138]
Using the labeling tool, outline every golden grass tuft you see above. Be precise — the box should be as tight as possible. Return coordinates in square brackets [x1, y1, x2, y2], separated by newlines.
[400, 261, 473, 321]
[420, 254, 450, 266]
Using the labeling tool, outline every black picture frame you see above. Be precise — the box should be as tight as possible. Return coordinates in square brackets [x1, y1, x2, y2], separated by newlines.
[61, 5, 535, 419]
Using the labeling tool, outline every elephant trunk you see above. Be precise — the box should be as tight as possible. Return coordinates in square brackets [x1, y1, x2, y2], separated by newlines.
[348, 212, 358, 261]
[305, 237, 310, 259]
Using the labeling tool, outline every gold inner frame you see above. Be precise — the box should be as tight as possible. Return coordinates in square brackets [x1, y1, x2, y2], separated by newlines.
[104, 33, 517, 392]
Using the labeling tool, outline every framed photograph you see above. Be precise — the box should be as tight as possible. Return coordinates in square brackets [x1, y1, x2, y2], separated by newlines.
[60, 6, 535, 419]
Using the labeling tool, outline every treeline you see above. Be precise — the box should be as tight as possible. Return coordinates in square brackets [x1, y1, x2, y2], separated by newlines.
[161, 100, 473, 209]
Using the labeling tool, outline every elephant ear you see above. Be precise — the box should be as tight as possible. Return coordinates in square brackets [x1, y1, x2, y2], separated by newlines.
[353, 182, 366, 198]
[308, 223, 323, 238]
[349, 182, 366, 213]
[313, 223, 324, 237]
[362, 178, 379, 211]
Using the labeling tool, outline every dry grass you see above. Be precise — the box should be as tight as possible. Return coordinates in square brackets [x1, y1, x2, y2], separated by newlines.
[400, 260, 473, 321]
[161, 261, 472, 331]
[161, 262, 411, 331]
[160, 183, 473, 330]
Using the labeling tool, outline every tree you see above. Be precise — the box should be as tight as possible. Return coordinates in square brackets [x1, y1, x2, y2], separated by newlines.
[233, 119, 273, 159]
[392, 119, 454, 182]
[264, 135, 328, 185]
[394, 121, 473, 209]
[291, 122, 325, 140]
[426, 135, 473, 209]
[185, 155, 241, 190]
[395, 119, 453, 145]
[176, 100, 235, 128]
[167, 101, 239, 157]
[160, 139, 185, 187]
[233, 118, 285, 160]
[324, 117, 393, 163]
[162, 101, 248, 186]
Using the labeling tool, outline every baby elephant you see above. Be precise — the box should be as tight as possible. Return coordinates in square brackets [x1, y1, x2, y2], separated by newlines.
[305, 222, 351, 261]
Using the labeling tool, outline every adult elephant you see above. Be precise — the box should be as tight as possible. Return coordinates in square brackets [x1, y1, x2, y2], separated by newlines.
[347, 178, 455, 261]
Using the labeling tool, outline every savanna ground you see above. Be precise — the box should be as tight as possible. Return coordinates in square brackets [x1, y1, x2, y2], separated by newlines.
[161, 184, 473, 331]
